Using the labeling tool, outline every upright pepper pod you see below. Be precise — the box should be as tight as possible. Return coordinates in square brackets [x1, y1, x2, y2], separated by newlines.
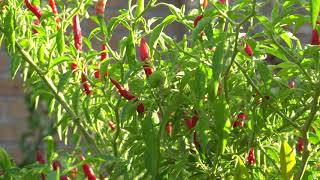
[80, 156, 96, 180]
[244, 43, 253, 56]
[202, 0, 207, 9]
[49, 0, 60, 28]
[36, 150, 45, 164]
[101, 44, 108, 61]
[95, 0, 107, 16]
[139, 37, 153, 76]
[108, 120, 116, 131]
[311, 29, 320, 45]
[52, 160, 62, 170]
[24, 0, 43, 20]
[73, 15, 82, 51]
[167, 122, 172, 136]
[247, 147, 256, 165]
[36, 150, 46, 180]
[139, 37, 149, 61]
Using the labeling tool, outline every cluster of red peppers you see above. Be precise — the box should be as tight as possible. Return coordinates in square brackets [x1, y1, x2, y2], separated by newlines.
[232, 112, 248, 128]
[36, 151, 71, 180]
[247, 147, 256, 165]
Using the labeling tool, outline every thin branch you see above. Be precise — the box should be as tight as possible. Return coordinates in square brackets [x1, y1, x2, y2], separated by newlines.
[294, 81, 320, 180]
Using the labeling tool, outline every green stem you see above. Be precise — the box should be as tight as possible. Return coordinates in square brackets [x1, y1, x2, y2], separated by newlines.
[294, 81, 320, 180]
[2, 28, 102, 153]
[136, 0, 144, 17]
[234, 60, 301, 130]
[270, 34, 313, 83]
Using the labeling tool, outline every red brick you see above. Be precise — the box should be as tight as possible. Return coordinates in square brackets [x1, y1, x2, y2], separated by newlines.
[0, 79, 24, 96]
[0, 121, 28, 141]
[7, 98, 29, 120]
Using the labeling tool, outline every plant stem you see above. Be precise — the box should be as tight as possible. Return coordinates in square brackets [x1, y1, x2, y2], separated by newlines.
[234, 60, 301, 130]
[12, 37, 102, 154]
[294, 81, 320, 180]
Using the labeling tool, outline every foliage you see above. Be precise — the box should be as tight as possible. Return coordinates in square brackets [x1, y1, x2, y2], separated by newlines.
[0, 0, 320, 179]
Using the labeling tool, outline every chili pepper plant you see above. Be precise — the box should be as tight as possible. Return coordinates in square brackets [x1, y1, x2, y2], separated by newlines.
[0, 0, 320, 179]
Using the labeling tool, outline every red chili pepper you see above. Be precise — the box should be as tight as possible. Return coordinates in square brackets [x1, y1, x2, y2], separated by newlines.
[36, 151, 46, 180]
[232, 120, 244, 128]
[143, 65, 153, 77]
[95, 0, 107, 16]
[244, 43, 253, 56]
[60, 175, 68, 180]
[94, 70, 100, 79]
[110, 78, 136, 100]
[219, 0, 226, 4]
[49, 0, 60, 29]
[52, 160, 62, 170]
[32, 19, 40, 34]
[24, 0, 42, 20]
[36, 150, 45, 164]
[203, 0, 207, 9]
[70, 168, 78, 178]
[185, 113, 199, 130]
[139, 37, 149, 61]
[167, 122, 172, 136]
[101, 44, 108, 61]
[80, 156, 96, 180]
[110, 78, 145, 113]
[81, 73, 87, 84]
[83, 82, 93, 95]
[73, 15, 82, 51]
[193, 130, 200, 148]
[193, 15, 203, 27]
[289, 80, 295, 89]
[247, 147, 256, 165]
[108, 120, 116, 131]
[237, 113, 248, 121]
[71, 63, 78, 73]
[311, 29, 320, 45]
[296, 137, 304, 153]
[136, 103, 145, 113]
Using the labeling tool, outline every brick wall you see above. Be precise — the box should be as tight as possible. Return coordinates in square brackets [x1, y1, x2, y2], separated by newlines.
[0, 49, 29, 163]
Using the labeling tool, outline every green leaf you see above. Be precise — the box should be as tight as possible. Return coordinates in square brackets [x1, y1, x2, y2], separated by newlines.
[72, 87, 81, 116]
[44, 136, 54, 161]
[214, 101, 230, 155]
[0, 147, 12, 171]
[311, 0, 320, 28]
[280, 140, 296, 180]
[126, 32, 136, 68]
[142, 114, 160, 178]
[10, 54, 21, 79]
[210, 42, 224, 100]
[272, 0, 279, 22]
[49, 57, 69, 69]
[57, 71, 72, 92]
[234, 156, 249, 180]
[56, 27, 65, 55]
[256, 61, 272, 86]
[149, 15, 176, 56]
